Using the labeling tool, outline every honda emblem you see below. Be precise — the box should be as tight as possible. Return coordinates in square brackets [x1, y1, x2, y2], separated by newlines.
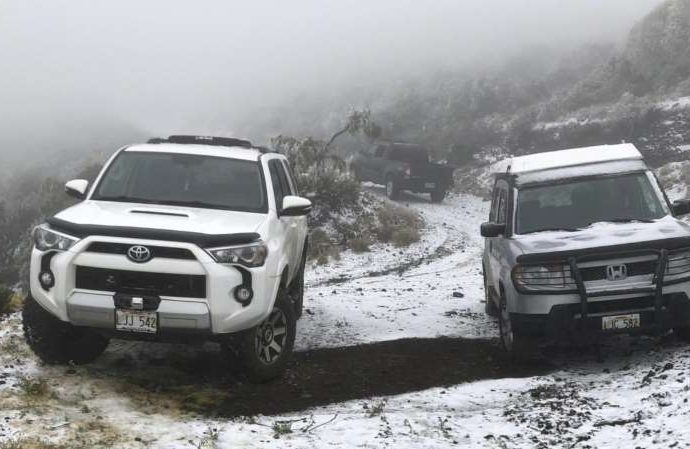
[606, 264, 628, 281]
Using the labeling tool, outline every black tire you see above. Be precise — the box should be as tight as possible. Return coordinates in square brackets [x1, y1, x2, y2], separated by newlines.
[674, 326, 690, 342]
[236, 292, 297, 383]
[385, 175, 400, 200]
[483, 269, 499, 317]
[22, 295, 109, 365]
[498, 291, 539, 361]
[430, 189, 446, 203]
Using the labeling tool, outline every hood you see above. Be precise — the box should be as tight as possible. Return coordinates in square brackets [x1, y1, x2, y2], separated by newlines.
[52, 200, 267, 237]
[513, 216, 690, 262]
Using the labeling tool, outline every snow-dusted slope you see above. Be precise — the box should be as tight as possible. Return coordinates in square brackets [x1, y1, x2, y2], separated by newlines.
[2, 188, 690, 449]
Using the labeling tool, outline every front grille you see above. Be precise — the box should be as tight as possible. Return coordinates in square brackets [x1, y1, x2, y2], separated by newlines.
[580, 260, 657, 282]
[85, 242, 196, 260]
[75, 266, 206, 298]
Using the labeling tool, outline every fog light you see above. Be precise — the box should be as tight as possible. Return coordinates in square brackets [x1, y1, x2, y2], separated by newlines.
[39, 271, 55, 290]
[234, 286, 253, 305]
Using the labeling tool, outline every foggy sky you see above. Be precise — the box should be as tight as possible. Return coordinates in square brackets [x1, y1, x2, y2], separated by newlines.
[0, 0, 664, 151]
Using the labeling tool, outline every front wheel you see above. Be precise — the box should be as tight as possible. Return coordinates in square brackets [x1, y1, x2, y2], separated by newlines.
[483, 269, 499, 317]
[674, 326, 690, 342]
[236, 293, 297, 383]
[22, 295, 109, 365]
[498, 292, 539, 360]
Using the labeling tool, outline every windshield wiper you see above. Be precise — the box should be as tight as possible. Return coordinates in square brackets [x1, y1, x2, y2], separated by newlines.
[588, 218, 656, 225]
[151, 199, 225, 209]
[95, 196, 160, 204]
[521, 227, 580, 235]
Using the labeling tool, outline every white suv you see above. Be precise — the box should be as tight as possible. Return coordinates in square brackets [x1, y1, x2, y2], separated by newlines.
[23, 135, 311, 382]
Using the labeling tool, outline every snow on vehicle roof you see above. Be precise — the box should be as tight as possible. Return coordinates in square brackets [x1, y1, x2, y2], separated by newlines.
[124, 143, 263, 161]
[492, 143, 643, 175]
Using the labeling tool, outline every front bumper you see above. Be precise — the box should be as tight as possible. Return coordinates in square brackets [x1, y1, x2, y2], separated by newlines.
[512, 293, 690, 337]
[29, 235, 282, 336]
[510, 248, 690, 336]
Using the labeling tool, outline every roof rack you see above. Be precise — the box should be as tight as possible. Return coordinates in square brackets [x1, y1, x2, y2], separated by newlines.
[147, 135, 254, 149]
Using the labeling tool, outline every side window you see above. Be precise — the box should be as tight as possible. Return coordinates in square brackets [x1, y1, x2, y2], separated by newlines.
[374, 145, 385, 157]
[269, 160, 286, 210]
[280, 159, 298, 195]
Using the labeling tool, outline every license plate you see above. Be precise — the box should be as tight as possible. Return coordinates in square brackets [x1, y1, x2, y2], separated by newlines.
[602, 313, 640, 331]
[425, 182, 436, 189]
[115, 309, 158, 334]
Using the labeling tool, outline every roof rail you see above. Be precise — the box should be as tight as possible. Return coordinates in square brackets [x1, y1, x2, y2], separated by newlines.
[147, 135, 253, 148]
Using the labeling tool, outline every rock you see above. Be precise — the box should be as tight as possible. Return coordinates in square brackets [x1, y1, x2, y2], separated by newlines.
[453, 292, 464, 298]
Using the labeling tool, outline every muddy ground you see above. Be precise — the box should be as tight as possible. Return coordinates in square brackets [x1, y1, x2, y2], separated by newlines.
[77, 337, 550, 418]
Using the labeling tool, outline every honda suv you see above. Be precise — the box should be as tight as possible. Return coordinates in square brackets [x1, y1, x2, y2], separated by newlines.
[481, 144, 690, 356]
[24, 135, 311, 382]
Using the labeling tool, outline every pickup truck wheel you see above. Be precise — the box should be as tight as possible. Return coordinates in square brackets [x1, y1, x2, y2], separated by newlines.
[290, 258, 306, 319]
[22, 295, 109, 365]
[237, 293, 296, 383]
[483, 270, 499, 317]
[385, 176, 400, 200]
[674, 326, 690, 342]
[498, 292, 539, 361]
[430, 189, 446, 203]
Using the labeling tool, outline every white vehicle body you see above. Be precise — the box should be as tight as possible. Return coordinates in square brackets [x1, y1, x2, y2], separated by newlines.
[29, 139, 309, 338]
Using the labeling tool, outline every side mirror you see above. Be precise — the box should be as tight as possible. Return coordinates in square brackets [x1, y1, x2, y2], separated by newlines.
[65, 179, 89, 200]
[281, 196, 312, 217]
[672, 199, 690, 217]
[480, 222, 505, 238]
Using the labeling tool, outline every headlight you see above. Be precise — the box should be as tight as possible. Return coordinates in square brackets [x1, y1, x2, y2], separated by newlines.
[206, 242, 268, 267]
[32, 225, 79, 252]
[512, 264, 573, 292]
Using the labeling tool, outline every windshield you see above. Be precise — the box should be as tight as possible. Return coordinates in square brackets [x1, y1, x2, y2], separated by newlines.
[516, 172, 667, 234]
[92, 151, 267, 213]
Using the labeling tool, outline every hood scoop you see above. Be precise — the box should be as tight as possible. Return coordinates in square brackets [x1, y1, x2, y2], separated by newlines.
[129, 209, 190, 218]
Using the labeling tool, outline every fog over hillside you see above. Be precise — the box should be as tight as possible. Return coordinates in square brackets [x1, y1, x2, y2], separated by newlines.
[0, 0, 663, 171]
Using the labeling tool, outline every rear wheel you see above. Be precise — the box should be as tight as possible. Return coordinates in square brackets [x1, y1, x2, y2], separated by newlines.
[498, 291, 539, 360]
[22, 295, 109, 365]
[430, 189, 446, 203]
[674, 326, 690, 342]
[385, 176, 400, 200]
[236, 292, 296, 383]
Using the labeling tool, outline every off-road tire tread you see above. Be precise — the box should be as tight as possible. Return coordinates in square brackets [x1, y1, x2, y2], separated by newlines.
[22, 295, 109, 365]
[237, 292, 297, 383]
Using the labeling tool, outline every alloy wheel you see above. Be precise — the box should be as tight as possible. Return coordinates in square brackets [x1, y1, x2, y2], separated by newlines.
[255, 308, 288, 365]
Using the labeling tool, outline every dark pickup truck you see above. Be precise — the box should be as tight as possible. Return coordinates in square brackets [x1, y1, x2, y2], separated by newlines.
[350, 142, 455, 202]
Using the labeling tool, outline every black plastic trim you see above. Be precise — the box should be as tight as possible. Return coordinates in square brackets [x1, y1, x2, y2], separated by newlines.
[47, 217, 259, 248]
[516, 238, 690, 265]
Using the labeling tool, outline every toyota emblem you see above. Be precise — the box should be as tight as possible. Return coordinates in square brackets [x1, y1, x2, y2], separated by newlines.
[127, 245, 152, 263]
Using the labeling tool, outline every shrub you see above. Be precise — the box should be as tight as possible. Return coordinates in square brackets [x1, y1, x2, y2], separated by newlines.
[0, 284, 14, 315]
[374, 203, 423, 246]
[391, 228, 421, 247]
[349, 237, 371, 253]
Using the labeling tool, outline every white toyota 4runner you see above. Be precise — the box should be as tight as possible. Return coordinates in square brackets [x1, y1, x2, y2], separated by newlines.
[23, 135, 311, 382]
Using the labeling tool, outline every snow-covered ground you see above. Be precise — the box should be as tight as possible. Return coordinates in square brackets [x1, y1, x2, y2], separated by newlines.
[2, 188, 690, 448]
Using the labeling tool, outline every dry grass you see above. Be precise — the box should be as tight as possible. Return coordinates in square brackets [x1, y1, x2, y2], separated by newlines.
[374, 203, 423, 247]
